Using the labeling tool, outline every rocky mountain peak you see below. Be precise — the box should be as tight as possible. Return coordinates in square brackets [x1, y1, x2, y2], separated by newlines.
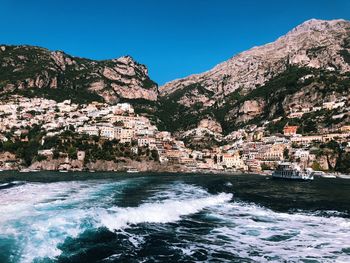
[286, 18, 349, 35]
[0, 45, 158, 103]
[50, 50, 75, 71]
[113, 55, 149, 75]
[115, 55, 134, 63]
[160, 18, 350, 101]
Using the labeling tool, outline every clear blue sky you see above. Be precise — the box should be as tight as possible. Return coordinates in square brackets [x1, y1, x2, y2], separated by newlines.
[1, 0, 349, 85]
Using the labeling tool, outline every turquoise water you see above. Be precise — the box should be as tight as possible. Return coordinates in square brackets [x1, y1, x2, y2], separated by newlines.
[0, 172, 349, 262]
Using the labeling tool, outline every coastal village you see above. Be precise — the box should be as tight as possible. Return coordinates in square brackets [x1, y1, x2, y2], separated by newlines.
[0, 95, 349, 174]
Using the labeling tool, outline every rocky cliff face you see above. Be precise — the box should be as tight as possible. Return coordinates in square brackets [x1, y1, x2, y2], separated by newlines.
[0, 45, 158, 103]
[156, 19, 350, 133]
[198, 118, 222, 133]
[160, 19, 350, 99]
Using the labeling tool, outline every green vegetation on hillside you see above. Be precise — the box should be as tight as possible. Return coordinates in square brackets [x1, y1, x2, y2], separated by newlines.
[16, 87, 104, 104]
[156, 83, 215, 132]
[340, 49, 350, 64]
[155, 66, 350, 134]
[42, 131, 159, 163]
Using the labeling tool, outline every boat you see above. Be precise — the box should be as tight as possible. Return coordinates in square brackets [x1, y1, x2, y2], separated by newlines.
[59, 170, 69, 173]
[337, 174, 350, 179]
[19, 168, 31, 173]
[320, 173, 337, 179]
[313, 171, 325, 177]
[272, 162, 313, 181]
[126, 168, 139, 173]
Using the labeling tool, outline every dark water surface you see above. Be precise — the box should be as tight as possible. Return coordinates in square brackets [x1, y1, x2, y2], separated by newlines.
[0, 172, 349, 262]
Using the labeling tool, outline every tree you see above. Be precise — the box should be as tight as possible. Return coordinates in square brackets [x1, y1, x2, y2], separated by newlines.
[302, 119, 317, 134]
[283, 148, 290, 160]
[53, 149, 60, 159]
[151, 149, 159, 161]
[324, 140, 340, 153]
[261, 163, 270, 170]
[42, 136, 59, 149]
[3, 140, 19, 153]
[36, 154, 47, 162]
[16, 147, 25, 158]
[68, 146, 77, 159]
[69, 125, 75, 132]
[336, 152, 350, 173]
[23, 140, 40, 166]
[312, 161, 322, 171]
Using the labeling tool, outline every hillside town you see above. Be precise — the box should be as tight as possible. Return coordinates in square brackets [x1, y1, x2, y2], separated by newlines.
[0, 95, 349, 174]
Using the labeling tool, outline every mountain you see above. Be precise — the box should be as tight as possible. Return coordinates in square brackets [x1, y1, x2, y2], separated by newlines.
[157, 19, 350, 134]
[160, 19, 350, 98]
[0, 19, 349, 139]
[0, 45, 158, 103]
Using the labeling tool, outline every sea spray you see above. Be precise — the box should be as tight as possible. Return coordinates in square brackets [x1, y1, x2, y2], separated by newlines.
[99, 193, 233, 230]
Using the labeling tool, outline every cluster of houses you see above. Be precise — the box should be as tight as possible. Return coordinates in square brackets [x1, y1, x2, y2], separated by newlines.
[288, 96, 347, 119]
[283, 125, 350, 145]
[0, 95, 349, 172]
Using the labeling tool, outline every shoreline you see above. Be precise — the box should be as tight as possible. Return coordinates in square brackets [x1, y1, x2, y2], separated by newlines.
[0, 169, 269, 183]
[0, 167, 265, 176]
[0, 168, 348, 183]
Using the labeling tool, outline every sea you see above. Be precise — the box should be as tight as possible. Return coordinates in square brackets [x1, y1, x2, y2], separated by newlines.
[0, 172, 349, 263]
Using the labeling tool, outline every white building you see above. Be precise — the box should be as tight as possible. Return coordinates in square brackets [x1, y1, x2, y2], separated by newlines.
[78, 125, 99, 136]
[294, 149, 310, 160]
[138, 137, 156, 147]
[222, 153, 244, 169]
[115, 127, 134, 143]
[100, 126, 115, 139]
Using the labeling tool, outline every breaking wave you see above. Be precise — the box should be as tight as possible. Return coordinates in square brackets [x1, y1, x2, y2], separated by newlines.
[0, 180, 233, 262]
[195, 201, 350, 262]
[98, 192, 233, 230]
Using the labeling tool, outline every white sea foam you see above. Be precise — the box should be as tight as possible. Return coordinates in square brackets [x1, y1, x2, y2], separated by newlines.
[183, 201, 350, 262]
[0, 180, 131, 263]
[1, 179, 350, 262]
[0, 179, 232, 263]
[98, 192, 233, 230]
